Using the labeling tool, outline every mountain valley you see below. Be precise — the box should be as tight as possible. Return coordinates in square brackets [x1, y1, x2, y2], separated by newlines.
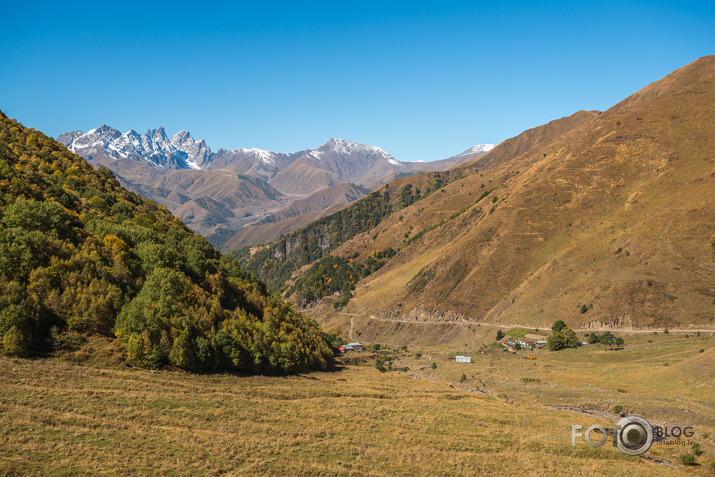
[1, 54, 713, 477]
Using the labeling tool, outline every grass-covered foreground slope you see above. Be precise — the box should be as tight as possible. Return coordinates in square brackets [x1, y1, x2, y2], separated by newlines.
[0, 111, 332, 373]
[0, 351, 698, 476]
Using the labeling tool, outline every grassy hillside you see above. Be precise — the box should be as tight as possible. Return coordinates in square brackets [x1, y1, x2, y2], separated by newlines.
[307, 55, 715, 334]
[0, 111, 332, 373]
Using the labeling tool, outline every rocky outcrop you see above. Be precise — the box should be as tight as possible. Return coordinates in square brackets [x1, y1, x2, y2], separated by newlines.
[584, 314, 641, 330]
[379, 304, 468, 323]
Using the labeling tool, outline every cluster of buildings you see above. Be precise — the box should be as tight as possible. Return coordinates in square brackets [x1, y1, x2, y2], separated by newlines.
[334, 342, 365, 354]
[500, 333, 548, 352]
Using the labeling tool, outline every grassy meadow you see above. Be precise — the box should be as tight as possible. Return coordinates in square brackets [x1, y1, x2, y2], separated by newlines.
[1, 331, 713, 475]
[406, 331, 714, 427]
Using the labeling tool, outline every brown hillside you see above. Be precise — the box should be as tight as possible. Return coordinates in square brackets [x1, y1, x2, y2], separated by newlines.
[353, 108, 602, 213]
[93, 156, 286, 235]
[324, 55, 715, 331]
[268, 163, 346, 195]
[266, 182, 370, 222]
[457, 110, 599, 172]
[221, 183, 370, 250]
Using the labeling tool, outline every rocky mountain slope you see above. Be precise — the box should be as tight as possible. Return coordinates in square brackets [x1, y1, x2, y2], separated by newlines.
[240, 55, 715, 333]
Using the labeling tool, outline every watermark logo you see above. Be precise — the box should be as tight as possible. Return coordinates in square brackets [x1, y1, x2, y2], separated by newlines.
[572, 415, 653, 456]
[572, 415, 696, 456]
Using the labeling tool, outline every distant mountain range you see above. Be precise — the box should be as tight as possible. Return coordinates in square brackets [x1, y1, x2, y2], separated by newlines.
[58, 127, 493, 243]
[58, 126, 493, 188]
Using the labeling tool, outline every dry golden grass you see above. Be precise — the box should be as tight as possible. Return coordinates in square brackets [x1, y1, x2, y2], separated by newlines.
[1, 336, 707, 476]
[408, 333, 713, 414]
[397, 331, 715, 470]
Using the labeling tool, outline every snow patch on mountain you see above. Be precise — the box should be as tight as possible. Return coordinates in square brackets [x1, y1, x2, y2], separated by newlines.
[454, 144, 495, 158]
[233, 148, 277, 165]
[316, 138, 405, 167]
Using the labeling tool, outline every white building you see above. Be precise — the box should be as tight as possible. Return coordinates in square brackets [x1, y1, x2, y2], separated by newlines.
[455, 356, 471, 363]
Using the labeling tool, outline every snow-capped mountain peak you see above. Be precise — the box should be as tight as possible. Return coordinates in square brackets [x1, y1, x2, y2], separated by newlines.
[170, 130, 194, 148]
[57, 125, 121, 158]
[231, 147, 276, 165]
[58, 126, 196, 169]
[315, 138, 404, 167]
[168, 131, 212, 169]
[454, 144, 495, 158]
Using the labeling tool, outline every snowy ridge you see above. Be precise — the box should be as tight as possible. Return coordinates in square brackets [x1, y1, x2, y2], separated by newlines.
[59, 126, 198, 169]
[453, 144, 495, 158]
[233, 147, 277, 165]
[58, 126, 291, 171]
[58, 127, 411, 172]
[315, 138, 405, 168]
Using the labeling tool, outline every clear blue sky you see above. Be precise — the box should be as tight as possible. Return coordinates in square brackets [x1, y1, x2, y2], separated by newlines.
[1, 1, 713, 162]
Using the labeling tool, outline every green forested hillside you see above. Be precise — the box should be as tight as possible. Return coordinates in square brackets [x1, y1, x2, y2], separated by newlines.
[0, 111, 332, 373]
[234, 190, 394, 290]
[287, 248, 397, 307]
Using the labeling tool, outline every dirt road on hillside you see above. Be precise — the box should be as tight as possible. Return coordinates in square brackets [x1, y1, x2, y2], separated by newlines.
[337, 313, 715, 337]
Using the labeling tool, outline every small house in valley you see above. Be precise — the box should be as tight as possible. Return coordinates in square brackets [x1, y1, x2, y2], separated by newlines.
[517, 339, 535, 350]
[455, 356, 471, 363]
[346, 342, 365, 352]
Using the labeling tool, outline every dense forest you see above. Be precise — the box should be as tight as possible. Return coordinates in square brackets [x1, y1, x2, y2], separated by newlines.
[287, 248, 397, 307]
[0, 111, 333, 374]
